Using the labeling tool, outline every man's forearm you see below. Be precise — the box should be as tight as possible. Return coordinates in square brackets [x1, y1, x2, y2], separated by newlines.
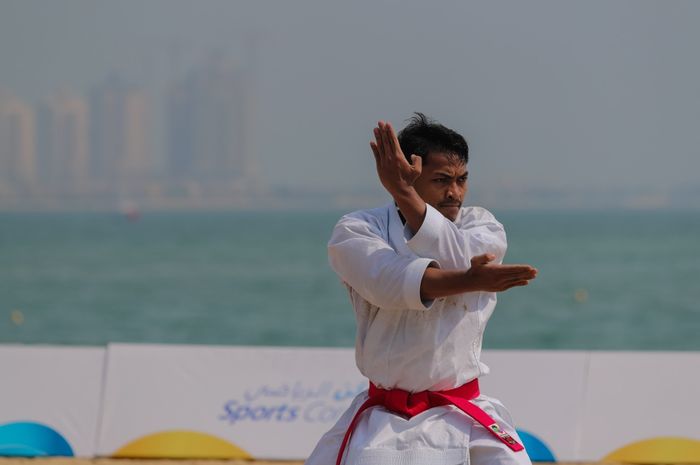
[420, 267, 476, 301]
[391, 186, 427, 235]
[420, 259, 537, 301]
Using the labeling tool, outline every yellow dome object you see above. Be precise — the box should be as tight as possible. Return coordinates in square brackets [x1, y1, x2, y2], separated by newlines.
[10, 309, 24, 326]
[113, 430, 252, 459]
[603, 437, 700, 463]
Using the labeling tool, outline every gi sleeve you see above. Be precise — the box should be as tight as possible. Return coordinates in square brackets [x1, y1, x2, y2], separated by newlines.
[328, 213, 438, 311]
[404, 204, 507, 270]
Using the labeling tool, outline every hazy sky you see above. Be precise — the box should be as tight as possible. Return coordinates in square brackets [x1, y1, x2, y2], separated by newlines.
[2, 0, 699, 207]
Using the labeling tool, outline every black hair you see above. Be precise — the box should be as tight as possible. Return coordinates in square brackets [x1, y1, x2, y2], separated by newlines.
[397, 113, 468, 165]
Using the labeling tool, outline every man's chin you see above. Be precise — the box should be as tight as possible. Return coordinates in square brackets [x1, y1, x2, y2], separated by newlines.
[438, 205, 461, 221]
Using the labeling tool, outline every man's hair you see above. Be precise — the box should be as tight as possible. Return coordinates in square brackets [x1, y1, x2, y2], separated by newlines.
[397, 113, 468, 165]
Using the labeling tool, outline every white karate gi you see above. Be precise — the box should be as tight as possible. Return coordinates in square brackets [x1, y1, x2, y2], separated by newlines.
[305, 203, 531, 465]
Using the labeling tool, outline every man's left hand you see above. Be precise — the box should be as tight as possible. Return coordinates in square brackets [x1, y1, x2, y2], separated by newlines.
[370, 121, 422, 197]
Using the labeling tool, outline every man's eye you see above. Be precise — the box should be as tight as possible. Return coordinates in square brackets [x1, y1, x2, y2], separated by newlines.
[458, 176, 468, 183]
[434, 178, 449, 183]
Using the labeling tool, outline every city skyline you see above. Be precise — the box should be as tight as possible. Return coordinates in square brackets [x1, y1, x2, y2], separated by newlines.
[1, 1, 700, 211]
[0, 53, 263, 210]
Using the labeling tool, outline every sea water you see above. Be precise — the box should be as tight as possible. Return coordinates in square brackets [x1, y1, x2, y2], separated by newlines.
[1, 209, 698, 350]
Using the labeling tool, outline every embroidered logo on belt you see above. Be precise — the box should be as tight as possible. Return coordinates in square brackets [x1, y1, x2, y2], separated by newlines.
[489, 423, 518, 446]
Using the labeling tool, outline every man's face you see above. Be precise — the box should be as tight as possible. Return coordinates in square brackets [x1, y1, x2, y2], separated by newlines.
[413, 152, 468, 222]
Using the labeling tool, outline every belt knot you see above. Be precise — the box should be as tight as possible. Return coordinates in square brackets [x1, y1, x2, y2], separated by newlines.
[335, 379, 523, 465]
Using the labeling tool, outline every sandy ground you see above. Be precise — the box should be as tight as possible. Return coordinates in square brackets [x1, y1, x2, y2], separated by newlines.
[0, 461, 302, 465]
[0, 459, 612, 465]
[0, 460, 297, 465]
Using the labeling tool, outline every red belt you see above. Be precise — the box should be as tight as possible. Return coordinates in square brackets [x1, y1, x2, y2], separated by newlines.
[336, 380, 524, 465]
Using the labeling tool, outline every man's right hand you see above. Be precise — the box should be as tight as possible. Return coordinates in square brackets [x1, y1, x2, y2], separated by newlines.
[420, 255, 538, 301]
[463, 254, 538, 292]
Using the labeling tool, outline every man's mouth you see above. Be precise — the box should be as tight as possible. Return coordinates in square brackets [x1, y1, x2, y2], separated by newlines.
[439, 203, 461, 208]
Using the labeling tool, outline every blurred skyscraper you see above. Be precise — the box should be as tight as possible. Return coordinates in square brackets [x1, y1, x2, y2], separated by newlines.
[0, 90, 36, 197]
[166, 55, 253, 196]
[36, 91, 89, 194]
[89, 74, 150, 196]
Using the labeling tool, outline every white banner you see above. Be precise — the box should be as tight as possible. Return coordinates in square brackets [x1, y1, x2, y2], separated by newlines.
[97, 344, 365, 459]
[0, 345, 105, 457]
[480, 350, 589, 462]
[3, 343, 699, 463]
[579, 351, 700, 463]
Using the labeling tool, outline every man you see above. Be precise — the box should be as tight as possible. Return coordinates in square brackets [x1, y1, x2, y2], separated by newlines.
[305, 114, 538, 465]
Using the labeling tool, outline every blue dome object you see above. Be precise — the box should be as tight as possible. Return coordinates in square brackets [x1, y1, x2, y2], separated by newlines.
[516, 429, 556, 462]
[0, 422, 74, 457]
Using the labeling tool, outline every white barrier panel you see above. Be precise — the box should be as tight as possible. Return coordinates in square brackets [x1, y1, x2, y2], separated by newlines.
[480, 350, 589, 462]
[4, 344, 699, 462]
[579, 351, 700, 463]
[0, 345, 105, 457]
[97, 344, 365, 459]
